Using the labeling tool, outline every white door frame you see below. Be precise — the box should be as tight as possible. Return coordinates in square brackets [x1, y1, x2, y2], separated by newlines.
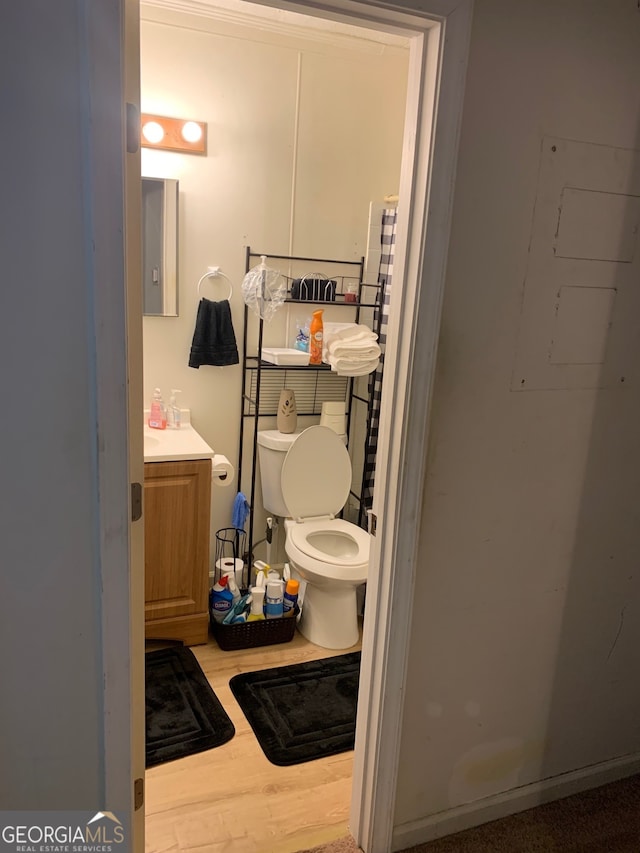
[98, 0, 473, 850]
[348, 6, 472, 849]
[254, 3, 474, 850]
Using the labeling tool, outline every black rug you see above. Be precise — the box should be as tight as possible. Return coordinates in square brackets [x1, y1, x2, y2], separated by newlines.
[145, 646, 235, 768]
[229, 651, 361, 766]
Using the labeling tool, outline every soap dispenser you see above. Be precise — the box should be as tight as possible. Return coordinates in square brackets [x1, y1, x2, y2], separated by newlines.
[167, 389, 182, 429]
[148, 388, 166, 430]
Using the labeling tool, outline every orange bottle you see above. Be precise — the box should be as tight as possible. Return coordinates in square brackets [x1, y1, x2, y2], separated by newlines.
[309, 309, 324, 365]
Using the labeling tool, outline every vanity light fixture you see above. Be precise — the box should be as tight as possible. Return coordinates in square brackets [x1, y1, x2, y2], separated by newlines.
[141, 113, 207, 155]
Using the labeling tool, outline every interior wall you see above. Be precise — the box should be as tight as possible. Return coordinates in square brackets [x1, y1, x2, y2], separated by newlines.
[140, 7, 407, 541]
[394, 0, 640, 844]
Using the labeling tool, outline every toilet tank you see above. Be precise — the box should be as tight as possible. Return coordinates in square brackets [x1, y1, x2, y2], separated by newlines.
[256, 430, 301, 517]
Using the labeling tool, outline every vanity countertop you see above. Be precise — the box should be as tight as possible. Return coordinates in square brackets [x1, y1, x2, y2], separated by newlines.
[144, 422, 215, 463]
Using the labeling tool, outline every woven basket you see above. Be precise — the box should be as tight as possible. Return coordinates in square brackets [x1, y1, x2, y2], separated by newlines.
[210, 607, 298, 651]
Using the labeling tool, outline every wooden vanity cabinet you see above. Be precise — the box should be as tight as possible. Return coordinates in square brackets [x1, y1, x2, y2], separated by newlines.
[143, 457, 211, 645]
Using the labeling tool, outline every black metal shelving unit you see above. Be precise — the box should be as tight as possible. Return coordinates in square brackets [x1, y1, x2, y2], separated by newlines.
[238, 247, 384, 562]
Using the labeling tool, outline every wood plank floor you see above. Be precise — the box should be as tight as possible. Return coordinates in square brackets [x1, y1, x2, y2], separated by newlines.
[145, 626, 361, 853]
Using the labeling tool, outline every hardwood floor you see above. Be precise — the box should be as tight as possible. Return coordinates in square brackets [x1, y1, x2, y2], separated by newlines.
[145, 626, 361, 853]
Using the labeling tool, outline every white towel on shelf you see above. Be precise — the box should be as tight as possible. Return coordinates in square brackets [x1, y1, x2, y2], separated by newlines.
[323, 322, 377, 343]
[329, 355, 380, 376]
[328, 339, 381, 360]
[323, 322, 378, 361]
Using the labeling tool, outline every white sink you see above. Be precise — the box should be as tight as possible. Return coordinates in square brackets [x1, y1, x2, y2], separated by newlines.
[143, 422, 214, 463]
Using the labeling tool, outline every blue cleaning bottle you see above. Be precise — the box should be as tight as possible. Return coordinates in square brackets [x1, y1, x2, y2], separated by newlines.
[265, 579, 284, 619]
[210, 576, 233, 623]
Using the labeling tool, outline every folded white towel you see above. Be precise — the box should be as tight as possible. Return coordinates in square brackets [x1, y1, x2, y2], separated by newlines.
[328, 355, 380, 376]
[330, 353, 379, 368]
[323, 322, 371, 340]
[331, 363, 379, 377]
[323, 322, 377, 343]
[323, 323, 377, 362]
[328, 339, 381, 360]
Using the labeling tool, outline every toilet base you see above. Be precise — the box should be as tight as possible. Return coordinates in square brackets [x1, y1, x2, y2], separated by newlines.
[297, 582, 360, 650]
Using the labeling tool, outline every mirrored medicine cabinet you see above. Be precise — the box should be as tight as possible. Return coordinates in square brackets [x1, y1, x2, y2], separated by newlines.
[142, 176, 179, 317]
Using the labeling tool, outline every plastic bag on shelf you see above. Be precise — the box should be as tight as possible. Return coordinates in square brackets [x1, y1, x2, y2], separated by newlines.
[241, 255, 286, 322]
[293, 317, 310, 352]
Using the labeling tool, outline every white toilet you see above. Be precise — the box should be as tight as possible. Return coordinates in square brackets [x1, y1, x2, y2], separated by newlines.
[257, 425, 369, 649]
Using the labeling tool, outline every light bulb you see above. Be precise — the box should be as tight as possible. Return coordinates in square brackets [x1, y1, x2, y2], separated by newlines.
[181, 121, 203, 143]
[142, 121, 164, 144]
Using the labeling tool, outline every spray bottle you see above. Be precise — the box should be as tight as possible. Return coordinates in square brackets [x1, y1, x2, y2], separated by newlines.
[247, 587, 266, 621]
[209, 575, 233, 623]
[283, 579, 299, 616]
[309, 309, 324, 365]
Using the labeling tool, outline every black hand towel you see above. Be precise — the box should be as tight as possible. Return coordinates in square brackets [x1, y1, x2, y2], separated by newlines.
[189, 298, 239, 368]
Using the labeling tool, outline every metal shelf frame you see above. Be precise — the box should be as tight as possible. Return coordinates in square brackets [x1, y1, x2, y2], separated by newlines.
[238, 247, 383, 563]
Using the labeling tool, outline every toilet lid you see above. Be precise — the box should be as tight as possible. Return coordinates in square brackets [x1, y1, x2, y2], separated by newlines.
[281, 425, 351, 520]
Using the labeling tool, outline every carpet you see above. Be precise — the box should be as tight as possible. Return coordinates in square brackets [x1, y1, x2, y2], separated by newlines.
[145, 646, 235, 767]
[229, 651, 361, 766]
[295, 773, 640, 853]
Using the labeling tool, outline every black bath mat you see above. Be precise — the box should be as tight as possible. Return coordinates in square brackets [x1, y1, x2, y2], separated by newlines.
[229, 651, 361, 766]
[145, 646, 235, 767]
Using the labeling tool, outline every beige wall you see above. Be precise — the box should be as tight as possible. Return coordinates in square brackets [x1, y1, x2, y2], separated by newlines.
[395, 0, 640, 843]
[140, 8, 408, 541]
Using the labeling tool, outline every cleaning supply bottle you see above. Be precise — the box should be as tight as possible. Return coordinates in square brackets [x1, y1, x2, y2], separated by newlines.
[223, 593, 251, 624]
[283, 579, 299, 616]
[309, 309, 324, 365]
[265, 579, 284, 619]
[148, 388, 167, 430]
[210, 575, 233, 623]
[247, 586, 266, 621]
[223, 569, 241, 605]
[253, 561, 269, 588]
[167, 389, 181, 429]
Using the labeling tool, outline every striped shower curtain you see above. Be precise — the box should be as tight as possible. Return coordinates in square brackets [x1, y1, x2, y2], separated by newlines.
[361, 207, 397, 524]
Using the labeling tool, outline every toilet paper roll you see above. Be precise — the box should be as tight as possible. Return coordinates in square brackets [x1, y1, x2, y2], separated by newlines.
[216, 557, 243, 573]
[216, 557, 244, 588]
[211, 454, 234, 487]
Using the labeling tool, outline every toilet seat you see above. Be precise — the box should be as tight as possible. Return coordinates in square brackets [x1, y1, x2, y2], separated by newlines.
[281, 427, 369, 583]
[285, 519, 368, 583]
[289, 518, 369, 566]
[287, 518, 369, 566]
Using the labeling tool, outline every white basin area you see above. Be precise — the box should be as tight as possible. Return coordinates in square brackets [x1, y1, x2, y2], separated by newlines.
[143, 418, 214, 463]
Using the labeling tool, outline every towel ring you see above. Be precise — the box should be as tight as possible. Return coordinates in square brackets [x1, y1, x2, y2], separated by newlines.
[197, 269, 233, 301]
